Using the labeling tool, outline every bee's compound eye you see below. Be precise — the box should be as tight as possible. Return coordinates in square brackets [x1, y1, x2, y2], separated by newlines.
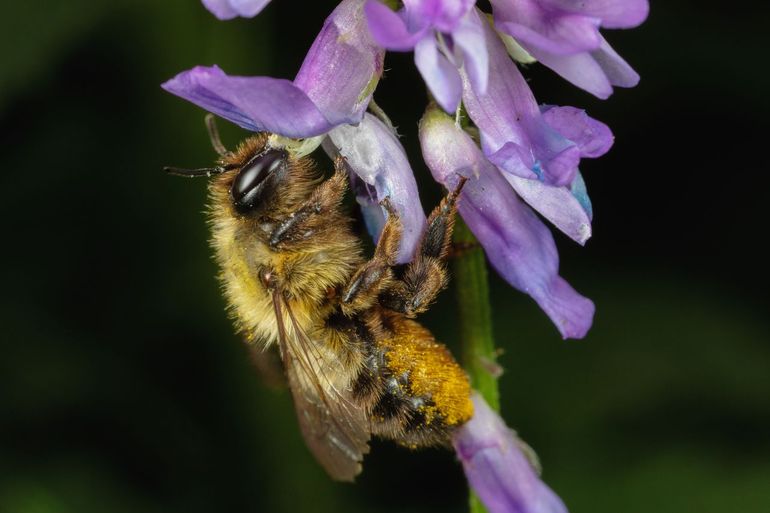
[231, 149, 285, 213]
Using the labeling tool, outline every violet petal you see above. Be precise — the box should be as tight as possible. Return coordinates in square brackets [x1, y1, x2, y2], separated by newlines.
[326, 113, 426, 264]
[486, 142, 539, 180]
[201, 0, 238, 19]
[590, 34, 640, 88]
[493, 0, 643, 98]
[453, 7, 489, 95]
[415, 35, 463, 113]
[490, 0, 602, 55]
[522, 34, 639, 98]
[405, 0, 475, 33]
[522, 45, 614, 99]
[520, 117, 582, 186]
[540, 0, 650, 29]
[453, 393, 569, 513]
[295, 0, 385, 127]
[364, 0, 426, 50]
[201, 0, 271, 19]
[462, 13, 581, 187]
[420, 107, 594, 338]
[161, 65, 335, 138]
[541, 106, 614, 158]
[485, 137, 583, 189]
[229, 0, 271, 17]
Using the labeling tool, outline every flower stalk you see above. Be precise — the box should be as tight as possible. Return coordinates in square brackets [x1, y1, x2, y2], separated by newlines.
[453, 218, 500, 513]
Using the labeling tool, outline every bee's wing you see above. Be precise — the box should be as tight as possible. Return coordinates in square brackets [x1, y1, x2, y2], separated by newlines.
[272, 290, 370, 481]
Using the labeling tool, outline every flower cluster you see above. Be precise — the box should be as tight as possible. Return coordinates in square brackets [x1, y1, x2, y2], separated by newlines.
[162, 1, 647, 512]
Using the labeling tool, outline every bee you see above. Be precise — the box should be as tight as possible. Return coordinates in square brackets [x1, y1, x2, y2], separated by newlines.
[166, 115, 473, 481]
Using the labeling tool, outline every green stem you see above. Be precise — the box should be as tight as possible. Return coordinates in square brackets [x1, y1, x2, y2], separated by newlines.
[453, 219, 500, 513]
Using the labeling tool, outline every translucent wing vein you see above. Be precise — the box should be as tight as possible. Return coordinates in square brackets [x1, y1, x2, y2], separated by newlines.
[272, 290, 370, 481]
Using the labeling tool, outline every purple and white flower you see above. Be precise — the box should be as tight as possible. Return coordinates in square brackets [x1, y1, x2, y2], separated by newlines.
[462, 10, 613, 189]
[202, 0, 272, 20]
[490, 0, 649, 98]
[420, 104, 594, 339]
[460, 11, 612, 246]
[163, 0, 427, 260]
[168, 0, 639, 337]
[166, 0, 650, 509]
[454, 394, 568, 513]
[364, 0, 488, 113]
[164, 0, 384, 138]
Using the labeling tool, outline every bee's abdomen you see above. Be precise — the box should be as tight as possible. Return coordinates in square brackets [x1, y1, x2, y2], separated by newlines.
[352, 312, 473, 448]
[327, 309, 472, 447]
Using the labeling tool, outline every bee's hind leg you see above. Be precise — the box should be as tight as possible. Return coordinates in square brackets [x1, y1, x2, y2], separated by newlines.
[379, 178, 467, 318]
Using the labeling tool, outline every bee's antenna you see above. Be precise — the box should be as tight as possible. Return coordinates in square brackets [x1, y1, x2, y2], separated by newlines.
[205, 114, 231, 157]
[163, 166, 226, 178]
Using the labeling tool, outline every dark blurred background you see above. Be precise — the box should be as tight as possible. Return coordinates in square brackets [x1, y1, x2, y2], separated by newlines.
[1, 1, 769, 512]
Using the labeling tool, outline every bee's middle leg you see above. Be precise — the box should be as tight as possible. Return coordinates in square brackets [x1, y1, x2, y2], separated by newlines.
[340, 199, 402, 316]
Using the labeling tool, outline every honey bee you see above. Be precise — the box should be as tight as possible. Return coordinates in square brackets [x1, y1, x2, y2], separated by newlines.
[166, 115, 473, 481]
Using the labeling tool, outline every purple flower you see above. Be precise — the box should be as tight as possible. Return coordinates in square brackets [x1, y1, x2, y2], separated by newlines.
[202, 0, 272, 20]
[490, 0, 649, 98]
[364, 0, 488, 113]
[163, 0, 384, 138]
[454, 394, 568, 513]
[461, 11, 612, 244]
[162, 0, 427, 259]
[324, 114, 427, 264]
[420, 105, 593, 339]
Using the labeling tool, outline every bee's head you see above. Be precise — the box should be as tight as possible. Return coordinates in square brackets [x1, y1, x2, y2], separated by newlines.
[165, 119, 316, 218]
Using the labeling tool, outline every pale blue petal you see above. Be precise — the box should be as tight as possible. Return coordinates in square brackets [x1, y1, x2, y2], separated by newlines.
[326, 114, 426, 264]
[415, 35, 463, 113]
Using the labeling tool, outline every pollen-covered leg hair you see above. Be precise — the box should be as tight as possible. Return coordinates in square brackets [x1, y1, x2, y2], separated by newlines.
[340, 198, 402, 316]
[380, 178, 466, 317]
[268, 163, 348, 250]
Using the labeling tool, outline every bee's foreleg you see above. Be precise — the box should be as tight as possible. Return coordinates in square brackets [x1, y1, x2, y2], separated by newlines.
[339, 198, 402, 316]
[378, 179, 466, 317]
[268, 167, 348, 249]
